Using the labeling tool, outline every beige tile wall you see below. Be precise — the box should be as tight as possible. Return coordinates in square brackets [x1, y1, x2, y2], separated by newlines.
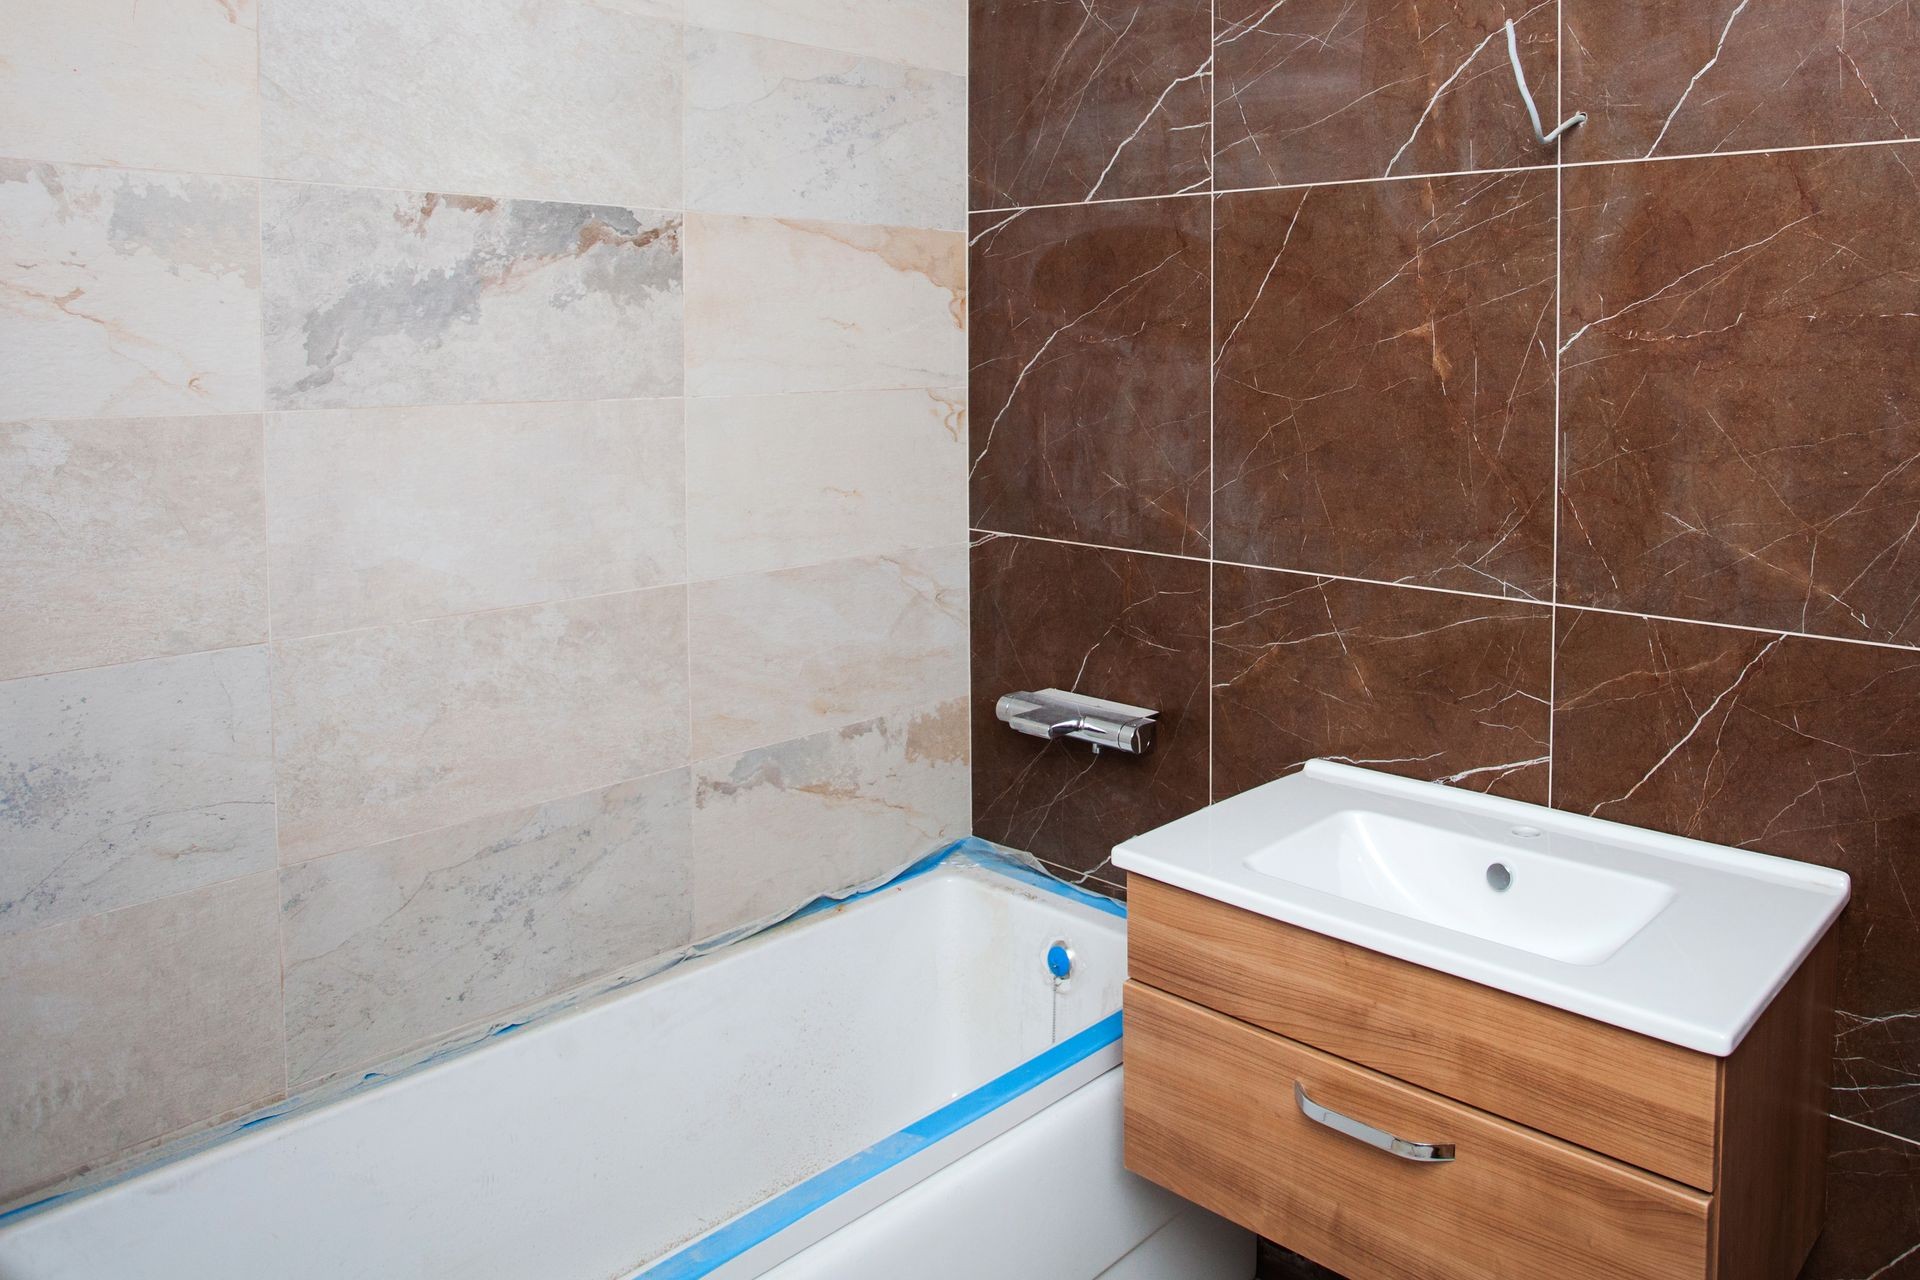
[0, 0, 968, 1206]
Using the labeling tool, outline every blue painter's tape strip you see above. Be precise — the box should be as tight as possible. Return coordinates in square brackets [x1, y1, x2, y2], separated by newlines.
[953, 840, 1127, 919]
[633, 1010, 1124, 1280]
[779, 838, 1125, 926]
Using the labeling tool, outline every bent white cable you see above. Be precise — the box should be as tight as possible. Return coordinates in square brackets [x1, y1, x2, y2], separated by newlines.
[1505, 19, 1587, 145]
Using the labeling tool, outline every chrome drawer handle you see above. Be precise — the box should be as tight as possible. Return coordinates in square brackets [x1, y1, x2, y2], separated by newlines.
[1294, 1082, 1456, 1163]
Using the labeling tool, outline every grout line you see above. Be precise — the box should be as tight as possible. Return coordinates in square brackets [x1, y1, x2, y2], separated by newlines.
[1206, 0, 1217, 808]
[7, 386, 976, 431]
[969, 528, 1920, 655]
[283, 761, 696, 877]
[0, 134, 967, 238]
[966, 131, 1920, 217]
[681, 22, 699, 819]
[1831, 1113, 1920, 1151]
[1547, 10, 1564, 808]
[0, 536, 971, 690]
[964, 29, 977, 843]
[253, 10, 293, 1087]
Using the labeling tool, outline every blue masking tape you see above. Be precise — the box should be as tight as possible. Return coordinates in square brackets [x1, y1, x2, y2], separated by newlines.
[633, 1010, 1124, 1280]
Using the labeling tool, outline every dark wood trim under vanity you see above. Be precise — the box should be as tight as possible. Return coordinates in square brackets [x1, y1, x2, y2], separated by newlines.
[1122, 876, 1840, 1280]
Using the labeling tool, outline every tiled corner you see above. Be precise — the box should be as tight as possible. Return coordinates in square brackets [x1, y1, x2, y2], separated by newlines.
[1213, 0, 1557, 189]
[271, 589, 691, 864]
[280, 769, 694, 1086]
[0, 0, 261, 176]
[0, 415, 267, 681]
[262, 184, 683, 410]
[1559, 145, 1920, 645]
[689, 548, 969, 759]
[0, 649, 277, 939]
[686, 388, 966, 580]
[1211, 566, 1551, 804]
[685, 27, 965, 230]
[970, 536, 1210, 892]
[1551, 610, 1920, 1142]
[969, 199, 1211, 557]
[1562, 0, 1920, 162]
[266, 399, 685, 638]
[0, 873, 284, 1206]
[0, 162, 263, 421]
[968, 0, 1211, 207]
[260, 0, 683, 208]
[692, 698, 969, 937]
[1214, 172, 1556, 598]
[685, 213, 965, 396]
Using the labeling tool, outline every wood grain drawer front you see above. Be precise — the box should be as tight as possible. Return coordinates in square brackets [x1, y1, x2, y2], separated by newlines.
[1126, 876, 1719, 1189]
[1123, 983, 1712, 1280]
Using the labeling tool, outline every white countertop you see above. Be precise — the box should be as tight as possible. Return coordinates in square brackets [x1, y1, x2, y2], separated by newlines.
[1113, 761, 1851, 1056]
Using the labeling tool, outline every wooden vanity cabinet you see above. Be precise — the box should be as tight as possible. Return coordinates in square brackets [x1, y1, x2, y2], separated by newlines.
[1121, 877, 1839, 1280]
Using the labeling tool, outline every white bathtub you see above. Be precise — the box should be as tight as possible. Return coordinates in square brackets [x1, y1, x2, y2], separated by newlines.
[0, 846, 1252, 1280]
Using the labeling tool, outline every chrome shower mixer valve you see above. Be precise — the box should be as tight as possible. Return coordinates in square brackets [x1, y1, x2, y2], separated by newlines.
[994, 688, 1157, 756]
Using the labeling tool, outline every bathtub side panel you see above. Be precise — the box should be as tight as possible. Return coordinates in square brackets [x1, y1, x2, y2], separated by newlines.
[757, 1070, 1253, 1280]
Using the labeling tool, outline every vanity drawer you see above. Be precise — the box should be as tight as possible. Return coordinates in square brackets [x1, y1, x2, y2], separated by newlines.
[1126, 876, 1719, 1189]
[1123, 982, 1712, 1280]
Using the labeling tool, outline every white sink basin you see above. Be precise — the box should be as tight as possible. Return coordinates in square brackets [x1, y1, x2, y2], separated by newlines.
[1113, 761, 1851, 1055]
[1245, 808, 1677, 965]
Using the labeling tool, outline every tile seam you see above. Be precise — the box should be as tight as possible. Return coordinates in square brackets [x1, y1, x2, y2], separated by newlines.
[966, 131, 1920, 216]
[970, 528, 1920, 654]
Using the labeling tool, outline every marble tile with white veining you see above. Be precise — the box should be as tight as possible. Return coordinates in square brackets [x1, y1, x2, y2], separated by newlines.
[684, 213, 964, 396]
[1211, 565, 1553, 804]
[1551, 611, 1920, 1143]
[0, 162, 263, 421]
[692, 699, 968, 937]
[0, 415, 267, 681]
[1563, 0, 1920, 162]
[0, 647, 277, 938]
[0, 0, 261, 176]
[261, 0, 681, 208]
[1799, 1120, 1920, 1280]
[692, 0, 966, 74]
[1213, 0, 1557, 189]
[969, 536, 1210, 889]
[267, 400, 684, 638]
[686, 387, 965, 579]
[0, 872, 284, 1206]
[263, 185, 682, 410]
[272, 588, 690, 863]
[1558, 147, 1920, 644]
[281, 769, 693, 1086]
[968, 198, 1211, 557]
[970, 0, 1211, 207]
[685, 27, 964, 230]
[689, 547, 968, 758]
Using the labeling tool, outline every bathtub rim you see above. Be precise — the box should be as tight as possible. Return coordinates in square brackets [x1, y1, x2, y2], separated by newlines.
[0, 840, 1124, 1231]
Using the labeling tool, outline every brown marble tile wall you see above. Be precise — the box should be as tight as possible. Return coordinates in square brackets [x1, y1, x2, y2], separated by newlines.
[1212, 566, 1551, 803]
[1562, 0, 1920, 162]
[970, 198, 1211, 556]
[970, 0, 1211, 207]
[972, 0, 1920, 1269]
[1560, 146, 1920, 644]
[970, 535, 1209, 893]
[1214, 172, 1556, 597]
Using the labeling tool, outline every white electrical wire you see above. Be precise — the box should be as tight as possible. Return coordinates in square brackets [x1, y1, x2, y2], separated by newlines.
[1505, 19, 1587, 145]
